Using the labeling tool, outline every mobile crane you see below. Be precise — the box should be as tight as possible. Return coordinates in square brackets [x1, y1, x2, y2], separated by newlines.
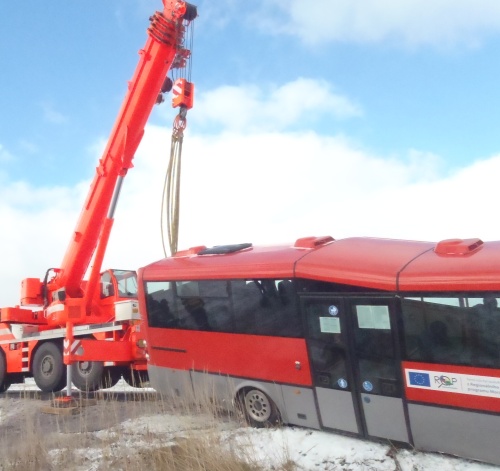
[0, 0, 196, 393]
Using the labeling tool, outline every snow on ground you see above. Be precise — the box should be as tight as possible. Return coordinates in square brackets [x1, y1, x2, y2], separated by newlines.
[2, 379, 500, 470]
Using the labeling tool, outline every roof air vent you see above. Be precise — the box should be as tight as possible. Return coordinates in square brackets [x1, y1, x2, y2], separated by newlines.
[173, 245, 207, 257]
[294, 236, 334, 249]
[198, 243, 252, 255]
[434, 238, 484, 256]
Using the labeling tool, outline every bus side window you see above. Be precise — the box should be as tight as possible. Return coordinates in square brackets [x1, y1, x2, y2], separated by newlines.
[231, 279, 302, 337]
[231, 281, 262, 334]
[276, 280, 303, 337]
[278, 280, 293, 305]
[145, 282, 175, 328]
[198, 280, 231, 331]
[467, 296, 500, 367]
[402, 297, 463, 364]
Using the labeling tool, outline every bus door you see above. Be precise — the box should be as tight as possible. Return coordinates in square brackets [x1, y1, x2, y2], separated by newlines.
[348, 297, 408, 442]
[303, 296, 409, 442]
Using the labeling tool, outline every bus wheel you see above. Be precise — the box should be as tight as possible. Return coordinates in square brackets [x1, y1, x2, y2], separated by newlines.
[0, 351, 12, 393]
[32, 342, 66, 393]
[72, 361, 104, 392]
[123, 368, 149, 388]
[240, 388, 281, 428]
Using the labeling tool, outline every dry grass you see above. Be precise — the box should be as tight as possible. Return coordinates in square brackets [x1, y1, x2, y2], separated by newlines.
[0, 383, 296, 471]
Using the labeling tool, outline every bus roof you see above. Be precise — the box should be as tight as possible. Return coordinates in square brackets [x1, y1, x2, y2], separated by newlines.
[140, 236, 500, 292]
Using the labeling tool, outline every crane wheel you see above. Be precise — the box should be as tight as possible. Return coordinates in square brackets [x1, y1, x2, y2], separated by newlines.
[101, 366, 124, 389]
[71, 361, 105, 392]
[32, 342, 66, 393]
[122, 368, 149, 388]
[0, 351, 12, 393]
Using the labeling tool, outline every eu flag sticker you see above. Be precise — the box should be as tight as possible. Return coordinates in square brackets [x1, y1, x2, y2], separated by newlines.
[408, 372, 431, 387]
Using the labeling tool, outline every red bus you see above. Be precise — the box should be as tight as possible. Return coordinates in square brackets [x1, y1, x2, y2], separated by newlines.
[138, 235, 500, 466]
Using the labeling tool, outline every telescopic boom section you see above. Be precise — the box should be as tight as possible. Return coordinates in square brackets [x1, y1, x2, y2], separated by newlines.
[47, 2, 196, 316]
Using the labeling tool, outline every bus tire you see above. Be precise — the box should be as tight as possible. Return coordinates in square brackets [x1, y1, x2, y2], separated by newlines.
[32, 342, 66, 393]
[0, 351, 11, 393]
[240, 388, 281, 428]
[122, 368, 149, 388]
[72, 361, 104, 392]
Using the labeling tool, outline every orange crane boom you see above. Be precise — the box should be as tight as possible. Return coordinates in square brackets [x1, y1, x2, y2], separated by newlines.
[35, 1, 196, 326]
[0, 1, 197, 394]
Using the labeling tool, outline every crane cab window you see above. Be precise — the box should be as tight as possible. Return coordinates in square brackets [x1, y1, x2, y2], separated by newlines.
[114, 270, 138, 298]
[100, 270, 138, 299]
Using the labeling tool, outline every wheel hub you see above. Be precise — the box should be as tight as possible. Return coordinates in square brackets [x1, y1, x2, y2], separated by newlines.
[41, 356, 54, 376]
[245, 390, 271, 422]
[78, 361, 92, 376]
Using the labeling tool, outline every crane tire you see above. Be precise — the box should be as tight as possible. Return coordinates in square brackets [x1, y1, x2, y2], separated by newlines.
[122, 368, 149, 388]
[101, 366, 124, 389]
[32, 342, 66, 393]
[71, 361, 105, 392]
[0, 351, 11, 393]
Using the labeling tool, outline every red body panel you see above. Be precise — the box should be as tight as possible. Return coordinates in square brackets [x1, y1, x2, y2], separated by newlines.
[398, 241, 500, 291]
[1, 344, 22, 374]
[142, 236, 500, 292]
[141, 244, 304, 281]
[147, 327, 313, 386]
[0, 307, 45, 324]
[295, 237, 433, 291]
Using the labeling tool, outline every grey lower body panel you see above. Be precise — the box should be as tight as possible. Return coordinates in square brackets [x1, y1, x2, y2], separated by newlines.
[316, 387, 358, 433]
[148, 365, 193, 398]
[282, 385, 320, 429]
[408, 403, 500, 465]
[315, 388, 410, 443]
[148, 365, 320, 429]
[361, 394, 409, 443]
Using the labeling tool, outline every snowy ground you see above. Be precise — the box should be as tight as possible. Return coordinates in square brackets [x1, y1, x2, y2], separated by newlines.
[1, 379, 500, 471]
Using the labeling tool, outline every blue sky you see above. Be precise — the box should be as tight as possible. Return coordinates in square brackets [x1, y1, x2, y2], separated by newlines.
[1, 0, 500, 305]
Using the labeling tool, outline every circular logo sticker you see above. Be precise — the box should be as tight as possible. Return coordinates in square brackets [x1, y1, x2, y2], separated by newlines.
[337, 378, 348, 389]
[362, 381, 373, 392]
[328, 305, 339, 316]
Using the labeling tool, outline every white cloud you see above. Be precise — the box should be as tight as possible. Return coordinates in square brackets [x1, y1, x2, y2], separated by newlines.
[189, 78, 361, 133]
[41, 101, 68, 124]
[0, 181, 87, 306]
[195, 0, 237, 30]
[18, 140, 38, 154]
[0, 144, 14, 163]
[0, 124, 498, 307]
[0, 71, 497, 309]
[258, 0, 500, 47]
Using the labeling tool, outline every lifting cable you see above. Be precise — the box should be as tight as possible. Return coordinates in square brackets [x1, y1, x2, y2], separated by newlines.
[160, 13, 195, 257]
[161, 110, 187, 257]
